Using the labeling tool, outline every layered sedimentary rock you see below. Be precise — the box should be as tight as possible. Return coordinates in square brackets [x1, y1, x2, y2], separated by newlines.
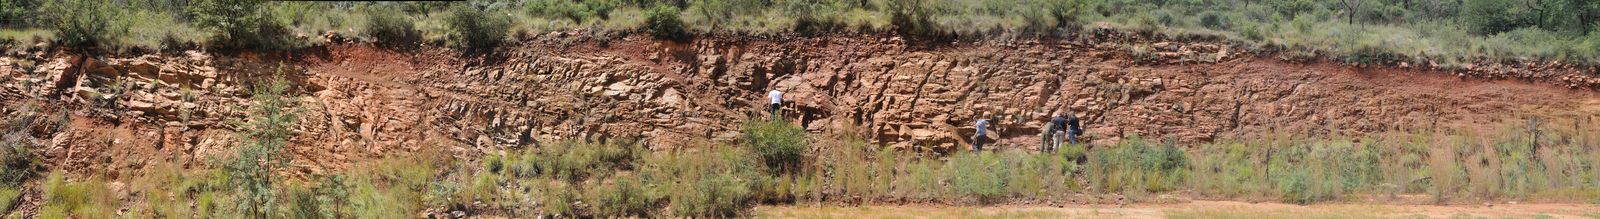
[1, 33, 1594, 175]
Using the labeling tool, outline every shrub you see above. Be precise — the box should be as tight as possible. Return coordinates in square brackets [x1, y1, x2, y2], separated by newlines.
[887, 0, 938, 38]
[443, 5, 511, 50]
[0, 186, 15, 213]
[187, 0, 291, 49]
[670, 173, 753, 217]
[224, 74, 302, 218]
[365, 7, 421, 46]
[586, 174, 659, 217]
[1086, 136, 1189, 193]
[525, 0, 619, 23]
[1197, 11, 1232, 30]
[948, 152, 1007, 201]
[40, 0, 125, 48]
[743, 120, 807, 174]
[40, 172, 115, 219]
[530, 140, 644, 182]
[312, 175, 352, 218]
[644, 5, 688, 40]
[0, 132, 35, 187]
[640, 146, 762, 218]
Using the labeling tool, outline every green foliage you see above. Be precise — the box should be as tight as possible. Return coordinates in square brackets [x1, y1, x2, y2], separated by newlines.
[743, 120, 807, 174]
[584, 174, 659, 218]
[948, 152, 1008, 201]
[40, 172, 115, 219]
[444, 5, 511, 49]
[224, 73, 302, 219]
[0, 131, 35, 188]
[187, 0, 291, 49]
[644, 5, 688, 40]
[365, 7, 421, 45]
[0, 0, 38, 26]
[529, 139, 644, 182]
[0, 186, 18, 214]
[886, 0, 938, 37]
[1086, 136, 1189, 193]
[312, 175, 353, 218]
[39, 0, 125, 48]
[525, 0, 620, 23]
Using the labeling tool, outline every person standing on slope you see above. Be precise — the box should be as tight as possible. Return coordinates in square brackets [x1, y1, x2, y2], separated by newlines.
[1045, 113, 1069, 153]
[768, 89, 783, 120]
[974, 113, 991, 152]
[1067, 113, 1083, 145]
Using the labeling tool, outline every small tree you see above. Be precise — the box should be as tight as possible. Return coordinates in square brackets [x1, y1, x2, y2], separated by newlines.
[444, 5, 511, 49]
[365, 7, 421, 46]
[225, 73, 301, 219]
[187, 0, 289, 49]
[41, 0, 124, 48]
[742, 120, 806, 174]
[643, 5, 687, 40]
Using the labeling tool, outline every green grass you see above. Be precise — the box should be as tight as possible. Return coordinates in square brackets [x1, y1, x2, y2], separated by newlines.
[1165, 206, 1388, 219]
[16, 116, 1600, 217]
[0, 186, 18, 214]
[3, 1, 1594, 66]
[0, 29, 53, 47]
[39, 172, 115, 219]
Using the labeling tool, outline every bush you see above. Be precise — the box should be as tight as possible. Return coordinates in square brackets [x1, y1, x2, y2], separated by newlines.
[887, 0, 938, 38]
[40, 0, 125, 48]
[187, 0, 292, 49]
[224, 74, 302, 218]
[525, 0, 619, 23]
[444, 5, 512, 49]
[40, 172, 115, 219]
[0, 132, 35, 188]
[644, 5, 688, 40]
[1086, 136, 1189, 193]
[1197, 11, 1232, 30]
[0, 186, 17, 214]
[670, 173, 753, 217]
[640, 146, 762, 218]
[365, 7, 421, 46]
[530, 140, 644, 182]
[586, 175, 659, 217]
[948, 152, 1008, 201]
[743, 120, 807, 174]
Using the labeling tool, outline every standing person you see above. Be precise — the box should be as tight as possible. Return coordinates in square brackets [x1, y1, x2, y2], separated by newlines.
[768, 89, 783, 120]
[974, 115, 991, 152]
[1067, 113, 1083, 145]
[1048, 113, 1069, 152]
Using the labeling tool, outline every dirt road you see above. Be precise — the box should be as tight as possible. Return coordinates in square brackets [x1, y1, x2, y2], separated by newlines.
[756, 201, 1600, 218]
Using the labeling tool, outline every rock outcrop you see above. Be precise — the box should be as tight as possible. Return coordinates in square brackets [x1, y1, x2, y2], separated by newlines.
[1, 33, 1595, 176]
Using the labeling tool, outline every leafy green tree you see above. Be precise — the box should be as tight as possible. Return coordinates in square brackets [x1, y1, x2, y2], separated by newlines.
[644, 5, 688, 40]
[224, 73, 302, 219]
[187, 0, 288, 49]
[40, 0, 124, 47]
[444, 4, 511, 49]
[743, 120, 806, 174]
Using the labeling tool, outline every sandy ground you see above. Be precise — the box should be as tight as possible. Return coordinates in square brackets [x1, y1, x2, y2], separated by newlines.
[756, 201, 1600, 218]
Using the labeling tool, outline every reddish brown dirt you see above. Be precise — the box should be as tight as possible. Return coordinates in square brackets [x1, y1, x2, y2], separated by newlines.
[2, 33, 1597, 179]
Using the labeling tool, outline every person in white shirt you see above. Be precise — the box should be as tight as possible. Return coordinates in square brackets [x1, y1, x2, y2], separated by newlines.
[768, 90, 783, 120]
[973, 112, 990, 152]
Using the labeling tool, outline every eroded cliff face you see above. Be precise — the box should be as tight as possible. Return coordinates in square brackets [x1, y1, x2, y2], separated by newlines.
[2, 33, 1596, 176]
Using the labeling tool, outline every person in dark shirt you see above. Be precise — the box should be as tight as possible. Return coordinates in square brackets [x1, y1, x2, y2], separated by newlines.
[1066, 113, 1082, 145]
[1045, 114, 1069, 152]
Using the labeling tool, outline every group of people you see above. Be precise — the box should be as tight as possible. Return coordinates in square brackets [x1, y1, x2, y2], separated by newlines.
[767, 89, 1084, 153]
[971, 112, 1081, 153]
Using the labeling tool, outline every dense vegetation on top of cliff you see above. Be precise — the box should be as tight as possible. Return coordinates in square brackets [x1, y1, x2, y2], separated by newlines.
[2, 0, 1599, 64]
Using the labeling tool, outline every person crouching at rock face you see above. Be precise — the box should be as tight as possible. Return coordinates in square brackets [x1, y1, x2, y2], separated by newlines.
[973, 112, 991, 152]
[768, 89, 783, 120]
